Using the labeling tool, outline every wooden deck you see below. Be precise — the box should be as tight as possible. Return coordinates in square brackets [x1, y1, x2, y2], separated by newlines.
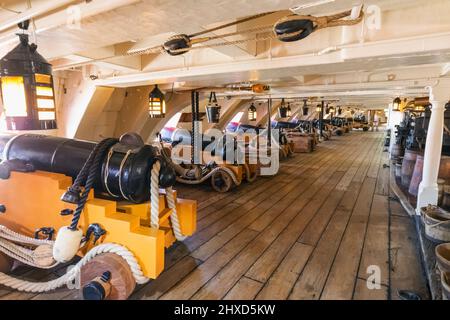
[0, 130, 430, 300]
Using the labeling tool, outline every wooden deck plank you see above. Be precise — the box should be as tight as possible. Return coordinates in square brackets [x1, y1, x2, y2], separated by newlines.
[390, 215, 430, 300]
[189, 144, 352, 262]
[244, 172, 346, 283]
[131, 256, 201, 300]
[318, 178, 377, 300]
[191, 171, 351, 300]
[247, 137, 378, 285]
[288, 183, 362, 300]
[353, 279, 388, 300]
[375, 150, 390, 196]
[256, 243, 313, 300]
[159, 228, 259, 300]
[223, 277, 263, 300]
[357, 194, 389, 287]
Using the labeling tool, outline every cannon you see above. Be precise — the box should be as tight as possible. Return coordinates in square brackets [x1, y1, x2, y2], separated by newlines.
[0, 133, 197, 300]
[0, 133, 176, 203]
[272, 121, 317, 153]
[159, 127, 260, 192]
[352, 114, 369, 131]
[405, 106, 450, 155]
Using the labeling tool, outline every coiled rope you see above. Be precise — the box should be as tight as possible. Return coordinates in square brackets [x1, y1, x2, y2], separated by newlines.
[0, 243, 149, 293]
[150, 161, 187, 241]
[69, 138, 118, 231]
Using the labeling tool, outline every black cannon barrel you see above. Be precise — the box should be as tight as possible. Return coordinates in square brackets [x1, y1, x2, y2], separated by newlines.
[0, 134, 96, 178]
[0, 133, 175, 203]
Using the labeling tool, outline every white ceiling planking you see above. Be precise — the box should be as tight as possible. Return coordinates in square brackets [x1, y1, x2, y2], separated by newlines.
[0, 0, 449, 109]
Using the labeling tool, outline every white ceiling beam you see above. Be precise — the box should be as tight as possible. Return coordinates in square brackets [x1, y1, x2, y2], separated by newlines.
[0, 0, 141, 54]
[0, 0, 78, 33]
[95, 32, 450, 88]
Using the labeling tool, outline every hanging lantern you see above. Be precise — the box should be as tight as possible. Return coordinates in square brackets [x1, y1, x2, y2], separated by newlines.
[0, 29, 57, 131]
[316, 104, 322, 113]
[302, 100, 309, 116]
[206, 91, 221, 123]
[248, 103, 257, 121]
[286, 102, 292, 117]
[278, 98, 288, 118]
[413, 104, 425, 113]
[329, 106, 335, 116]
[148, 84, 166, 118]
[393, 97, 401, 112]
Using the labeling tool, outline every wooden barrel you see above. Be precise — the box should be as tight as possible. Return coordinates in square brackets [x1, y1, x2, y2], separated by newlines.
[443, 185, 450, 210]
[439, 156, 450, 182]
[439, 179, 446, 206]
[408, 156, 450, 197]
[401, 150, 420, 189]
[409, 155, 424, 196]
[391, 144, 405, 160]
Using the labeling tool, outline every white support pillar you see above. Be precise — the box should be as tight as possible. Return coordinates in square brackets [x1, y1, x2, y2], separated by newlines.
[416, 79, 450, 214]
[388, 103, 404, 157]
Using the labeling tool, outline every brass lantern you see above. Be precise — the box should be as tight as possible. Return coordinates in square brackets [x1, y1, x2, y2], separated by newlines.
[329, 106, 335, 116]
[302, 100, 309, 116]
[286, 102, 292, 117]
[149, 84, 166, 118]
[413, 104, 426, 113]
[0, 33, 57, 130]
[248, 103, 257, 121]
[278, 98, 288, 118]
[393, 97, 401, 112]
[206, 91, 221, 123]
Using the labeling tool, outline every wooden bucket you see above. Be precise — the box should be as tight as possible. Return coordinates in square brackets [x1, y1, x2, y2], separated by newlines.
[408, 155, 424, 196]
[436, 243, 450, 274]
[422, 210, 450, 243]
[391, 144, 405, 160]
[401, 150, 420, 189]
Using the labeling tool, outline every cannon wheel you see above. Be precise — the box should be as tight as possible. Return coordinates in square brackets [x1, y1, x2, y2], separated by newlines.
[80, 253, 136, 300]
[0, 252, 13, 273]
[211, 170, 233, 193]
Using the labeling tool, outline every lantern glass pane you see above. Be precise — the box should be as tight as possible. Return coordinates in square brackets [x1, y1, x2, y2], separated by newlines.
[36, 86, 54, 97]
[37, 98, 55, 109]
[149, 98, 166, 117]
[1, 76, 28, 117]
[35, 74, 52, 84]
[38, 111, 56, 120]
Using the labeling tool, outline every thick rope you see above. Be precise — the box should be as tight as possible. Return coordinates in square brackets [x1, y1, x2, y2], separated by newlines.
[70, 138, 118, 231]
[0, 226, 53, 247]
[0, 243, 149, 293]
[0, 239, 58, 269]
[150, 161, 161, 229]
[165, 187, 187, 242]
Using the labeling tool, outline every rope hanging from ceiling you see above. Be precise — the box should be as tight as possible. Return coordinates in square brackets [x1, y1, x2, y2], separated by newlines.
[126, 7, 364, 56]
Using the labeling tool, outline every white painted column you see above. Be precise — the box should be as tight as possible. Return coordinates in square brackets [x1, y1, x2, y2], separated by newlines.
[388, 103, 404, 157]
[416, 80, 450, 214]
